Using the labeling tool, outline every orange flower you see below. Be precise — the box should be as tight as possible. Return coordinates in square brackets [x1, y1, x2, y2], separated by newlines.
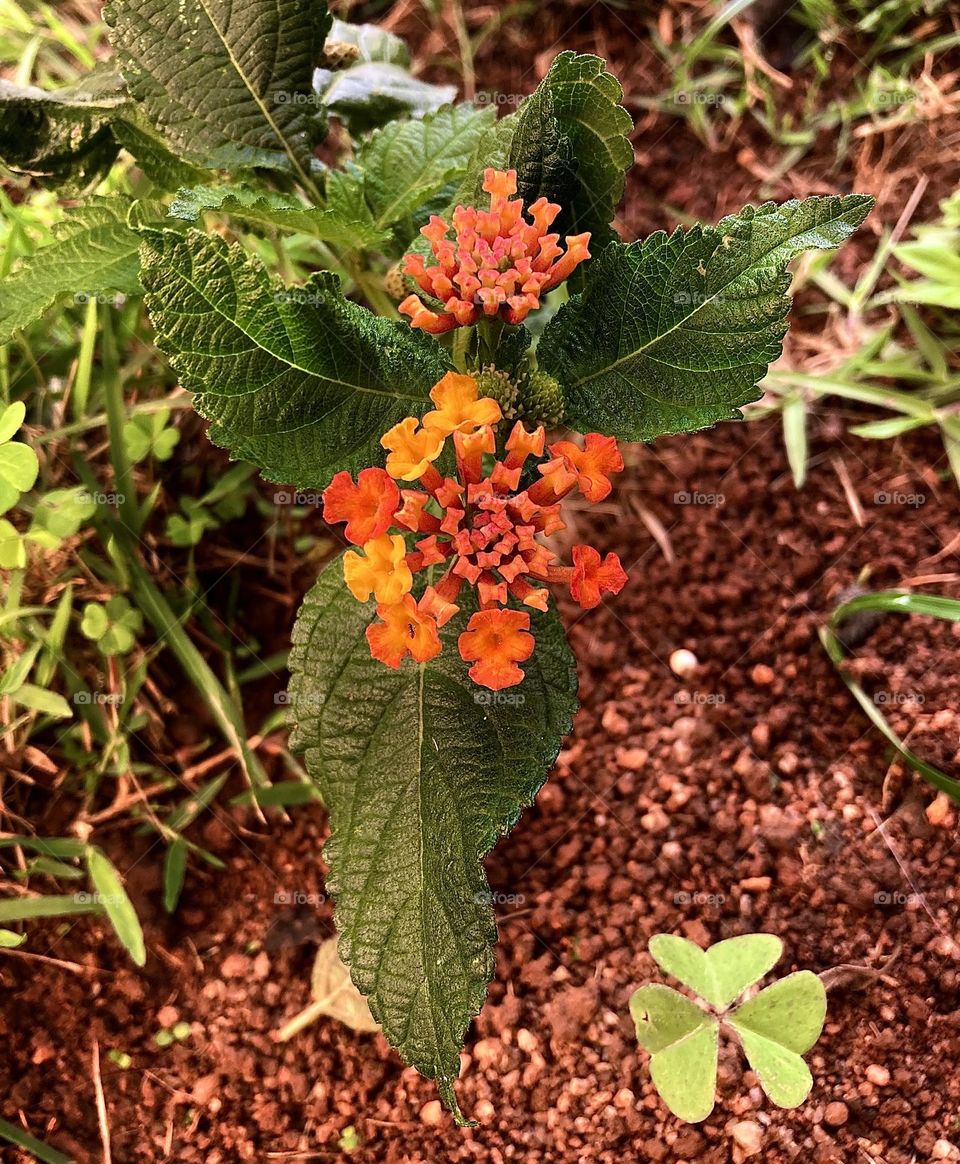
[366, 595, 442, 668]
[423, 373, 502, 437]
[380, 417, 445, 481]
[570, 545, 628, 609]
[545, 433, 624, 502]
[458, 608, 535, 690]
[399, 168, 591, 334]
[322, 468, 399, 545]
[343, 534, 413, 604]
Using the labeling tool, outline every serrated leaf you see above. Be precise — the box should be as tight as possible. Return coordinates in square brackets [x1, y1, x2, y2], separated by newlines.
[350, 103, 497, 236]
[509, 52, 633, 243]
[541, 196, 875, 441]
[287, 562, 578, 1118]
[309, 937, 380, 1033]
[0, 196, 158, 344]
[86, 847, 146, 966]
[0, 67, 127, 188]
[105, 0, 330, 182]
[650, 933, 783, 1009]
[727, 971, 827, 1108]
[112, 114, 208, 189]
[631, 984, 718, 1122]
[167, 182, 387, 248]
[319, 63, 456, 136]
[139, 228, 451, 488]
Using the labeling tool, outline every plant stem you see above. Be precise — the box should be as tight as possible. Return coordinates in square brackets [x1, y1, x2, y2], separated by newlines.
[100, 309, 137, 532]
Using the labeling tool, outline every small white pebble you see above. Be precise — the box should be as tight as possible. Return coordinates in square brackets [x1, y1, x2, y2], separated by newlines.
[865, 1064, 890, 1087]
[669, 649, 699, 678]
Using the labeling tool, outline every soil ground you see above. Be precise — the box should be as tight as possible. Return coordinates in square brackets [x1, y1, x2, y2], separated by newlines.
[3, 2, 960, 1161]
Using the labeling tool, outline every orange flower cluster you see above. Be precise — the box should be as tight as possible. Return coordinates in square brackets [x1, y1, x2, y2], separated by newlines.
[322, 373, 627, 690]
[398, 169, 591, 334]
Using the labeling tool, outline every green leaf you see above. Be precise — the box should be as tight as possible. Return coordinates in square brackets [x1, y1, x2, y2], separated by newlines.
[11, 684, 72, 719]
[630, 984, 718, 1122]
[0, 68, 127, 188]
[167, 182, 387, 248]
[319, 63, 456, 136]
[541, 196, 875, 441]
[327, 18, 410, 66]
[86, 846, 146, 966]
[0, 442, 39, 493]
[139, 229, 451, 488]
[104, 0, 331, 183]
[0, 401, 25, 443]
[649, 933, 784, 1009]
[0, 1116, 72, 1164]
[112, 113, 209, 189]
[0, 518, 25, 568]
[287, 562, 578, 1118]
[162, 838, 188, 913]
[0, 893, 101, 922]
[0, 928, 26, 948]
[509, 52, 633, 244]
[727, 971, 827, 1108]
[338, 103, 496, 245]
[27, 486, 97, 545]
[0, 196, 156, 344]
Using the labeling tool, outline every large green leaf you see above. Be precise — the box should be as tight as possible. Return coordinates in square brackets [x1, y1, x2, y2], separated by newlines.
[727, 971, 827, 1108]
[349, 103, 497, 238]
[139, 229, 451, 487]
[540, 195, 875, 441]
[319, 64, 456, 137]
[508, 52, 633, 243]
[0, 68, 127, 188]
[104, 0, 330, 183]
[167, 182, 386, 247]
[288, 564, 578, 1118]
[0, 197, 160, 344]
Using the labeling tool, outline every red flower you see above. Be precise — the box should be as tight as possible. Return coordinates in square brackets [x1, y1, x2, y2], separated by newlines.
[458, 608, 535, 690]
[570, 545, 628, 609]
[323, 468, 399, 545]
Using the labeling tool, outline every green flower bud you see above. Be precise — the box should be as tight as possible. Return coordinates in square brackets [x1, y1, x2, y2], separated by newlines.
[475, 366, 518, 419]
[516, 369, 565, 427]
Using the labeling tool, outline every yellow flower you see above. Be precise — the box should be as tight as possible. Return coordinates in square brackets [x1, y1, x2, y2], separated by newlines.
[422, 373, 502, 438]
[343, 534, 413, 604]
[381, 417, 445, 481]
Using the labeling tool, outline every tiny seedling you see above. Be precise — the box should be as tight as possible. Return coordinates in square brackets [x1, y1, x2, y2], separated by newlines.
[630, 933, 827, 1123]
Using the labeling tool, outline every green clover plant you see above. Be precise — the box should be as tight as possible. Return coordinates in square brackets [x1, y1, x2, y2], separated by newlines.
[631, 934, 828, 1123]
[0, 1, 871, 1122]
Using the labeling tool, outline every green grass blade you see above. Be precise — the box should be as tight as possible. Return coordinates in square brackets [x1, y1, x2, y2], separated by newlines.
[0, 894, 102, 922]
[0, 1117, 72, 1164]
[86, 846, 146, 966]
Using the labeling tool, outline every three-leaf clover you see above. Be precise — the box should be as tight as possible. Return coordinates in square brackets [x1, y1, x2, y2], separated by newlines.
[123, 408, 180, 463]
[80, 596, 143, 656]
[630, 934, 827, 1123]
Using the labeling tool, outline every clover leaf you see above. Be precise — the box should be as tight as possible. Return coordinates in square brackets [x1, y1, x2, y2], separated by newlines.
[122, 408, 180, 463]
[0, 402, 39, 516]
[631, 933, 827, 1122]
[80, 596, 143, 656]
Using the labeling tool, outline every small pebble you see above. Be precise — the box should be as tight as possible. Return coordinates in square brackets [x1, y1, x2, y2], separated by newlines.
[669, 649, 699, 678]
[730, 1120, 763, 1156]
[824, 1101, 849, 1128]
[927, 793, 951, 826]
[933, 1140, 956, 1160]
[865, 1064, 890, 1087]
[419, 1100, 444, 1126]
[750, 664, 775, 686]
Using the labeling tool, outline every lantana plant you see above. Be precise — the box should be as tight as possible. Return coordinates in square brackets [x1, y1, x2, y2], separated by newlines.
[0, 2, 873, 1123]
